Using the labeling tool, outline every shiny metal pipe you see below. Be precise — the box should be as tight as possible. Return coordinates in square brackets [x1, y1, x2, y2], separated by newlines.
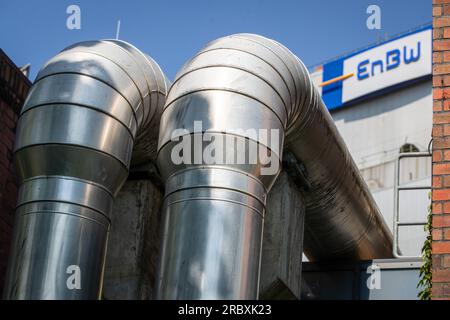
[155, 34, 393, 299]
[4, 40, 169, 299]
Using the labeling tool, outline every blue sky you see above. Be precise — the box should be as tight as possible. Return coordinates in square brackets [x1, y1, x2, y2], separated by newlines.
[0, 0, 430, 80]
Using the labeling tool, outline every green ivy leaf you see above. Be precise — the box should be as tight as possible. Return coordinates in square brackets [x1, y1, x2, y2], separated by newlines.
[417, 192, 432, 300]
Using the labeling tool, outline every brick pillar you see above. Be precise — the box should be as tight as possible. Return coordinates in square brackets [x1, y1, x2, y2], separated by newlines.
[432, 0, 450, 300]
[0, 49, 31, 294]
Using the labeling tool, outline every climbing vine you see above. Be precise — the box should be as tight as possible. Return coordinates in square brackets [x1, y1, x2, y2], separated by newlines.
[418, 191, 432, 300]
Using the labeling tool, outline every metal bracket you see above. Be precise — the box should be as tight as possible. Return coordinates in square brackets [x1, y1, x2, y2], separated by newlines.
[282, 151, 311, 192]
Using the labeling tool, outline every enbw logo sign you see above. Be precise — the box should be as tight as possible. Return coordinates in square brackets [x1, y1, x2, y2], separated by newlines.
[320, 27, 431, 109]
[357, 42, 421, 81]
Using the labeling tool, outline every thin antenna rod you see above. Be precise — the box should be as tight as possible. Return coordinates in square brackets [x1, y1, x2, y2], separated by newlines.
[115, 20, 121, 40]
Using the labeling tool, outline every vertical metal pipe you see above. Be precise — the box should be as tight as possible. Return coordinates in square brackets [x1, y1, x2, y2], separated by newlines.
[155, 34, 393, 299]
[4, 40, 169, 299]
[156, 168, 267, 299]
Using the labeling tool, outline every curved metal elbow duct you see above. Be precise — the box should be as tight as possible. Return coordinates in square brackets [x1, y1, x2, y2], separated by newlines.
[4, 40, 169, 299]
[155, 34, 393, 299]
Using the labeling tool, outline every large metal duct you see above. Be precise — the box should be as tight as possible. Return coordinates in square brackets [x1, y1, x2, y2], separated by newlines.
[155, 34, 393, 299]
[4, 40, 169, 299]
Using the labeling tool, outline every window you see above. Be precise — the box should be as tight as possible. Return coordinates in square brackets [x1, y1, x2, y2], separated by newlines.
[399, 143, 419, 153]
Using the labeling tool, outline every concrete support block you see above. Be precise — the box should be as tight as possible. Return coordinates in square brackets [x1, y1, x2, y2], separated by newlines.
[102, 179, 163, 300]
[259, 171, 306, 299]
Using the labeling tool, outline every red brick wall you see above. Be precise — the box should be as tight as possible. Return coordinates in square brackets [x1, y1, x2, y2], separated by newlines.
[433, 0, 450, 300]
[0, 49, 30, 294]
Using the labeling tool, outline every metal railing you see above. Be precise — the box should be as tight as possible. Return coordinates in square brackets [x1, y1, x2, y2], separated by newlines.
[393, 152, 431, 258]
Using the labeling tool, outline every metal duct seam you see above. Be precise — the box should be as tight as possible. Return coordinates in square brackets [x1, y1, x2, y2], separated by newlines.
[155, 34, 393, 299]
[4, 40, 169, 299]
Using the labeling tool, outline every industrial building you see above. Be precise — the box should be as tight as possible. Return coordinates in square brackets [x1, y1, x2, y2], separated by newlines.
[0, 20, 444, 300]
[302, 24, 432, 299]
[312, 24, 432, 258]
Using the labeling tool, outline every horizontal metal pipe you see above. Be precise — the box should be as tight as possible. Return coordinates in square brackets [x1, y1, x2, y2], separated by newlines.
[4, 40, 169, 299]
[155, 34, 393, 299]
